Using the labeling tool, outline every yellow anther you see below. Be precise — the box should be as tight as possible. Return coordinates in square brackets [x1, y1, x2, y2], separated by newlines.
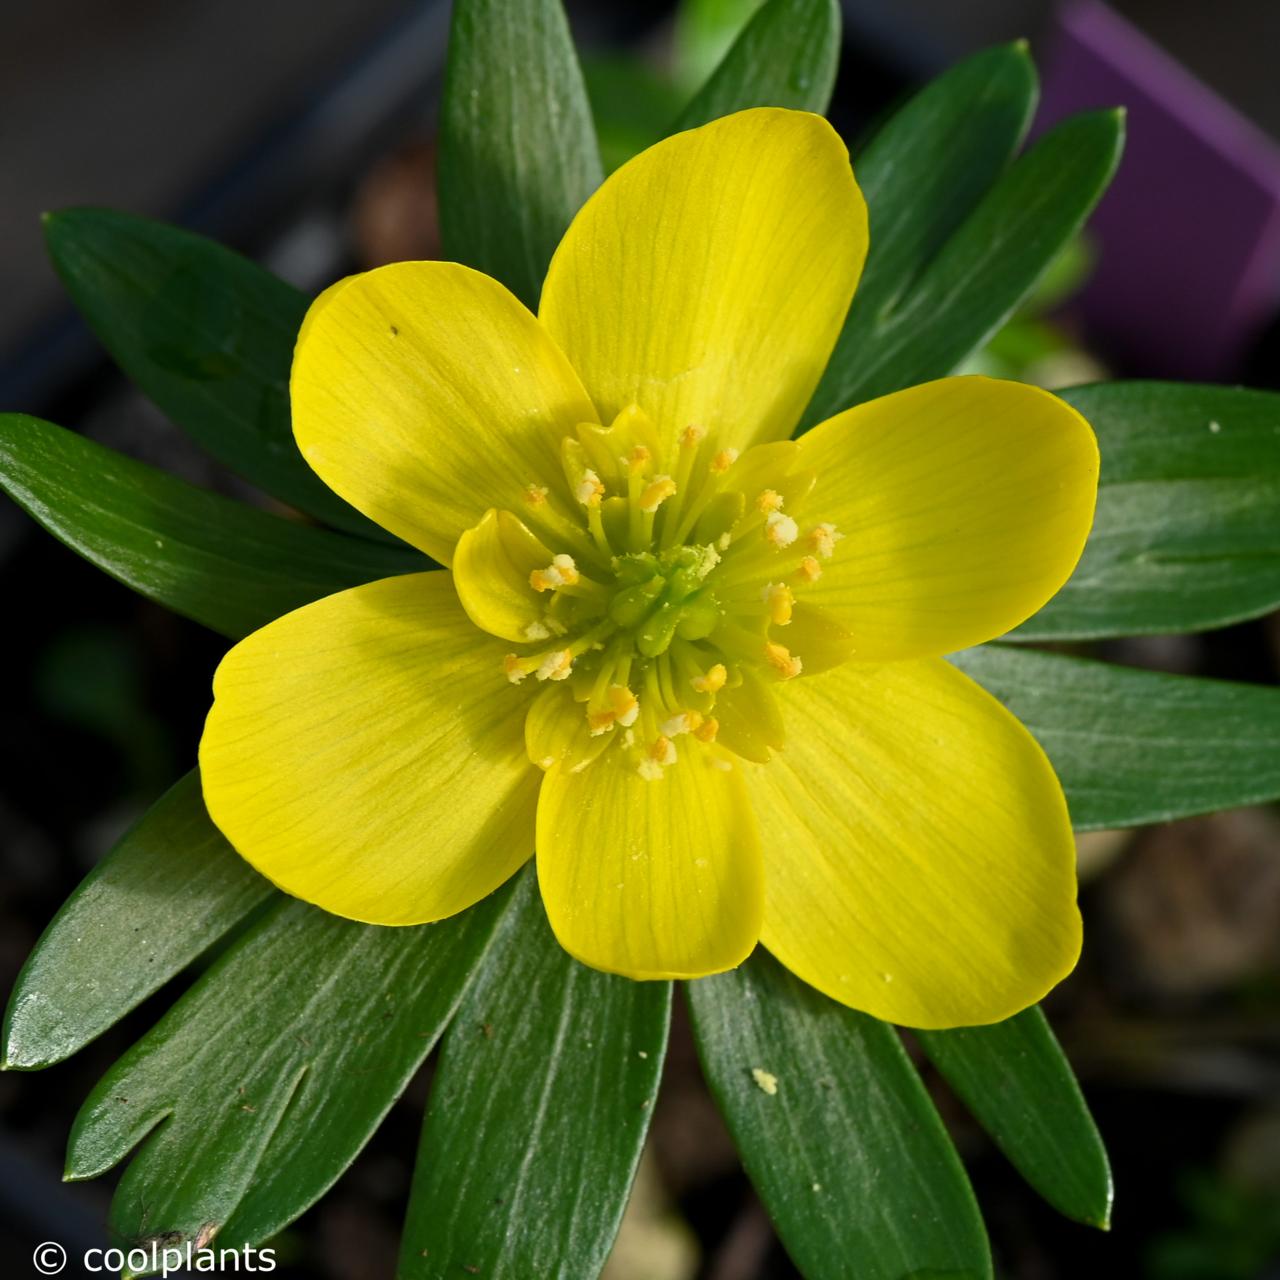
[808, 522, 844, 559]
[711, 447, 739, 473]
[649, 735, 678, 766]
[691, 662, 727, 694]
[764, 641, 803, 680]
[756, 489, 783, 514]
[798, 555, 822, 583]
[608, 684, 640, 727]
[765, 511, 799, 548]
[523, 620, 551, 641]
[503, 654, 527, 684]
[536, 649, 574, 682]
[529, 553, 579, 592]
[661, 710, 704, 738]
[763, 582, 794, 625]
[587, 708, 618, 735]
[626, 445, 651, 475]
[524, 483, 548, 506]
[639, 474, 677, 513]
[680, 424, 706, 449]
[576, 469, 605, 506]
[693, 717, 720, 744]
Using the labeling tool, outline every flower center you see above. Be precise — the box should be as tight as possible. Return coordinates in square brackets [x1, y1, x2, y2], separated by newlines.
[494, 406, 844, 779]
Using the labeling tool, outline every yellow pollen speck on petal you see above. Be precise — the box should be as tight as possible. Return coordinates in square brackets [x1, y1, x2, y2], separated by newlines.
[711, 447, 739, 473]
[694, 717, 719, 743]
[765, 641, 802, 680]
[536, 649, 574, 682]
[762, 582, 794, 625]
[798, 555, 822, 583]
[808, 521, 844, 559]
[636, 758, 664, 781]
[576, 469, 605, 506]
[524, 484, 549, 506]
[765, 511, 798, 548]
[608, 685, 640, 727]
[503, 654, 527, 684]
[639, 475, 677, 512]
[691, 663, 727, 694]
[680, 424, 706, 449]
[751, 1067, 779, 1096]
[756, 489, 783, 514]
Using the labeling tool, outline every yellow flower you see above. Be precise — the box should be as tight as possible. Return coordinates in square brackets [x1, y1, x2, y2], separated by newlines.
[199, 108, 1098, 1029]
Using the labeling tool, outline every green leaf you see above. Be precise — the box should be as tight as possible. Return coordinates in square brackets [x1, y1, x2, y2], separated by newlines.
[673, 0, 841, 131]
[43, 208, 383, 540]
[65, 884, 513, 1268]
[917, 1007, 1112, 1229]
[0, 414, 424, 639]
[956, 645, 1280, 830]
[805, 50, 1123, 422]
[672, 0, 768, 94]
[687, 951, 991, 1280]
[1016, 382, 1280, 640]
[440, 0, 603, 308]
[2, 772, 272, 1072]
[401, 869, 669, 1278]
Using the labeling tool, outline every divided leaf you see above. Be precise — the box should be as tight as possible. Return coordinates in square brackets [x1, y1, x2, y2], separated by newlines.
[0, 414, 423, 639]
[401, 869, 670, 1278]
[44, 209, 383, 539]
[687, 951, 991, 1279]
[3, 772, 273, 1071]
[957, 645, 1280, 830]
[1017, 382, 1280, 639]
[806, 46, 1122, 422]
[674, 0, 841, 131]
[440, 0, 603, 308]
[66, 884, 514, 1266]
[917, 1007, 1112, 1229]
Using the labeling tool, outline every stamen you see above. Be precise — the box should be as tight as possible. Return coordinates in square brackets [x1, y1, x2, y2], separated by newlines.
[536, 649, 574, 682]
[650, 735, 678, 766]
[639, 475, 677, 513]
[765, 511, 799, 548]
[711, 448, 738, 474]
[808, 522, 844, 559]
[756, 489, 784, 514]
[524, 484, 549, 506]
[691, 662, 727, 694]
[576, 469, 605, 506]
[762, 582, 794, 625]
[798, 555, 822, 583]
[693, 717, 720, 743]
[503, 654, 528, 684]
[529, 553, 580, 592]
[523, 620, 551, 641]
[680, 425, 706, 450]
[626, 445, 651, 475]
[764, 641, 803, 680]
[610, 684, 640, 727]
[661, 711, 703, 738]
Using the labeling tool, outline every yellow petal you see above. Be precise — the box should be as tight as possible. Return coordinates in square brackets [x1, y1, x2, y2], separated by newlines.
[536, 744, 763, 979]
[796, 376, 1099, 661]
[540, 108, 866, 456]
[292, 262, 597, 563]
[754, 657, 1081, 1028]
[454, 508, 554, 642]
[200, 572, 537, 925]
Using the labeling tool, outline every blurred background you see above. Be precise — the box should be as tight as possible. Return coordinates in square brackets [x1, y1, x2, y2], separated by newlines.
[2, 1, 1280, 1276]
